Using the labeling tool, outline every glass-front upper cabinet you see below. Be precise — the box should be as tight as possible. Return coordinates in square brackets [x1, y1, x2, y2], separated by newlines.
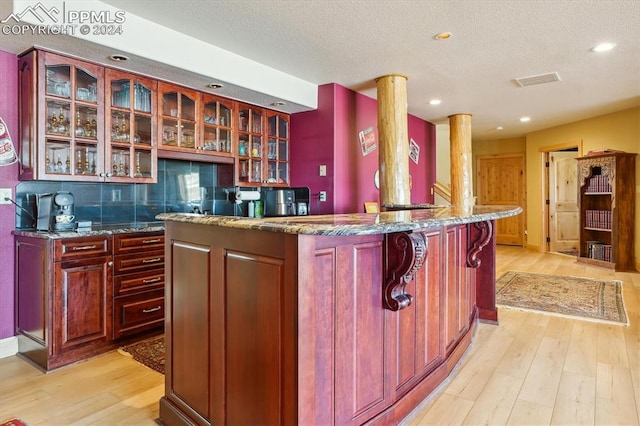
[19, 50, 105, 181]
[158, 82, 199, 152]
[201, 93, 233, 155]
[266, 111, 289, 186]
[237, 104, 264, 185]
[106, 69, 157, 183]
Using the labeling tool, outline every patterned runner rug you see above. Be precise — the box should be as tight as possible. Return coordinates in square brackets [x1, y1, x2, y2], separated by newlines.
[118, 335, 165, 374]
[496, 271, 628, 326]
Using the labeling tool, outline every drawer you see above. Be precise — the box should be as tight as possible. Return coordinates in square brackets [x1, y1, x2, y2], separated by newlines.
[55, 236, 112, 261]
[114, 289, 164, 339]
[114, 270, 164, 296]
[114, 232, 164, 255]
[113, 250, 164, 275]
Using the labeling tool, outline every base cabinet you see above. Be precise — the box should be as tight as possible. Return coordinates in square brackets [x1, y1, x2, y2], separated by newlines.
[160, 222, 483, 426]
[14, 231, 164, 371]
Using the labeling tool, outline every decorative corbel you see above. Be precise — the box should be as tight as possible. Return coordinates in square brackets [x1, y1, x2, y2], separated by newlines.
[383, 231, 428, 311]
[466, 220, 493, 268]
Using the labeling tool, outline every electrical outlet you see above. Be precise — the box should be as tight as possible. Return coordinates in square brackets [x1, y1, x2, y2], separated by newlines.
[112, 189, 121, 202]
[319, 191, 327, 202]
[0, 188, 11, 204]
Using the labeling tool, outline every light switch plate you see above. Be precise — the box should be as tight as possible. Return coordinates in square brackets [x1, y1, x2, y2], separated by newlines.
[319, 165, 327, 176]
[0, 188, 11, 204]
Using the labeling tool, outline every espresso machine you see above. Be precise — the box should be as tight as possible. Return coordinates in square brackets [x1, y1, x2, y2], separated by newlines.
[51, 191, 76, 231]
[34, 191, 76, 231]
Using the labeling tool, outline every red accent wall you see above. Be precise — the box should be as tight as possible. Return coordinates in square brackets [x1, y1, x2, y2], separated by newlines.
[0, 50, 19, 339]
[290, 83, 435, 214]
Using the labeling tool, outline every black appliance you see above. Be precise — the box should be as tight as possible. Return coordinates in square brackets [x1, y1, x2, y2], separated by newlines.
[265, 189, 296, 216]
[264, 187, 310, 216]
[33, 191, 76, 231]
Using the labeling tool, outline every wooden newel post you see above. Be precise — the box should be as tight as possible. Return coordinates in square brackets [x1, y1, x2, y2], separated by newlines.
[376, 74, 411, 207]
[449, 113, 474, 209]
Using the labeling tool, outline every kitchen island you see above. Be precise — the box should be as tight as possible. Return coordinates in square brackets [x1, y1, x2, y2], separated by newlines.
[157, 205, 521, 426]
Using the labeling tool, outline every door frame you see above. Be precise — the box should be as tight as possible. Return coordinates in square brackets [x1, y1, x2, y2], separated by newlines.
[539, 141, 583, 253]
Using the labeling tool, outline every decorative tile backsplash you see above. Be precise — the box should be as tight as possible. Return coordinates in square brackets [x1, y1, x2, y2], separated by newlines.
[14, 159, 235, 229]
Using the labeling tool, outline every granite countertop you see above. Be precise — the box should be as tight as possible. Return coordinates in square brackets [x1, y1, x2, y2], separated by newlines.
[157, 205, 522, 236]
[12, 222, 165, 239]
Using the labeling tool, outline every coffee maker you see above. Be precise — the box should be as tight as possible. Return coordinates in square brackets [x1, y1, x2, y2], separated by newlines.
[265, 189, 296, 216]
[36, 192, 76, 231]
[51, 191, 76, 231]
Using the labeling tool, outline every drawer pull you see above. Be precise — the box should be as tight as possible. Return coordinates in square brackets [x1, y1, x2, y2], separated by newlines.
[142, 306, 162, 313]
[142, 257, 162, 264]
[142, 277, 162, 284]
[72, 245, 97, 251]
[142, 239, 162, 244]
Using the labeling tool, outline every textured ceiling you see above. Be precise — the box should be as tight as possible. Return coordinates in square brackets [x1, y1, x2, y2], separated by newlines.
[2, 0, 639, 141]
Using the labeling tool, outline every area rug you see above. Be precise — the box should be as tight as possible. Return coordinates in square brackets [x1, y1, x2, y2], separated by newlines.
[496, 271, 628, 326]
[0, 420, 28, 426]
[118, 335, 165, 374]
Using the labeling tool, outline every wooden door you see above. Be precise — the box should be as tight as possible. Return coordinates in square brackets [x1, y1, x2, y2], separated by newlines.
[476, 154, 525, 245]
[548, 151, 579, 252]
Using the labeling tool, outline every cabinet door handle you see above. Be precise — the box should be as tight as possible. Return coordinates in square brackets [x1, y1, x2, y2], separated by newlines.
[142, 306, 162, 313]
[142, 277, 162, 284]
[142, 257, 162, 264]
[72, 245, 97, 251]
[142, 239, 162, 244]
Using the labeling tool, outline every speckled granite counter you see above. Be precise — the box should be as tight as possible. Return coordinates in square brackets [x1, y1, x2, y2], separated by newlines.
[12, 221, 165, 239]
[156, 205, 521, 236]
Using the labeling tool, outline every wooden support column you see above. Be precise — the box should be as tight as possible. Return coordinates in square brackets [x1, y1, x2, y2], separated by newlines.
[376, 74, 411, 206]
[449, 113, 474, 209]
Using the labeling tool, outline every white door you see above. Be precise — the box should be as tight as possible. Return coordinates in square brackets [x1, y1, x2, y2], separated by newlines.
[548, 151, 579, 253]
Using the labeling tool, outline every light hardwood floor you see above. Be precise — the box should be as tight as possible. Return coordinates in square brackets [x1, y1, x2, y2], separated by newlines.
[0, 246, 638, 425]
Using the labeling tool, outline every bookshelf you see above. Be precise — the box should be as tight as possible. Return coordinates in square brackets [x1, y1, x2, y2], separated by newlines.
[577, 151, 636, 271]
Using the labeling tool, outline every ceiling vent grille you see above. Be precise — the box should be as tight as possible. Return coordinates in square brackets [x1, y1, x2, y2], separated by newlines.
[514, 72, 561, 87]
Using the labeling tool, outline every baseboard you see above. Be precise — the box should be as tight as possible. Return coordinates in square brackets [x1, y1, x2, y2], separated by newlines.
[526, 243, 542, 252]
[0, 336, 18, 359]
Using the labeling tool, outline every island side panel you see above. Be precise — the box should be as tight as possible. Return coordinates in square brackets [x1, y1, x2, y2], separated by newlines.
[297, 234, 390, 426]
[160, 222, 298, 426]
[473, 220, 498, 322]
[387, 227, 444, 399]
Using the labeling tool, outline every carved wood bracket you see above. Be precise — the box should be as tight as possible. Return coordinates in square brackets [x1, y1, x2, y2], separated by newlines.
[466, 220, 493, 268]
[578, 156, 614, 189]
[383, 231, 428, 311]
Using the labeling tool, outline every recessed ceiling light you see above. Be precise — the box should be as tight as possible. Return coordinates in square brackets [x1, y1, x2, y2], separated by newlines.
[207, 83, 223, 89]
[434, 32, 452, 41]
[520, 116, 531, 123]
[429, 99, 441, 105]
[591, 42, 617, 52]
[496, 126, 504, 130]
[109, 54, 129, 62]
[271, 101, 286, 106]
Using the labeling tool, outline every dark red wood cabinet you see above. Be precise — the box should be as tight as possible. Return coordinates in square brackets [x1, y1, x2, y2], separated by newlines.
[14, 231, 164, 371]
[160, 222, 484, 426]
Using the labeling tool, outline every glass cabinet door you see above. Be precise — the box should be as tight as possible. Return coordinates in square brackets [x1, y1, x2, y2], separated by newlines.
[106, 69, 157, 182]
[237, 104, 264, 184]
[40, 51, 104, 181]
[266, 112, 289, 185]
[159, 83, 199, 151]
[202, 94, 233, 154]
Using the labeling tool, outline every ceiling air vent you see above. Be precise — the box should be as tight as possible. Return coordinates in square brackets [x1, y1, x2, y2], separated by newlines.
[514, 72, 561, 87]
